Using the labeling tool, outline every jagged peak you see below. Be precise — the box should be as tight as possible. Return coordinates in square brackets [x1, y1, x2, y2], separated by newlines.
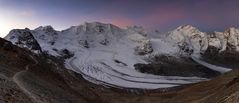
[10, 28, 30, 32]
[34, 25, 55, 31]
[33, 25, 58, 37]
[5, 28, 42, 53]
[224, 27, 239, 33]
[127, 25, 145, 31]
[75, 22, 114, 29]
[212, 31, 224, 37]
[84, 21, 109, 25]
[126, 25, 147, 36]
[63, 22, 123, 35]
[83, 22, 121, 30]
[227, 26, 238, 30]
[175, 24, 199, 31]
[169, 25, 203, 38]
[214, 31, 223, 34]
[7, 28, 32, 37]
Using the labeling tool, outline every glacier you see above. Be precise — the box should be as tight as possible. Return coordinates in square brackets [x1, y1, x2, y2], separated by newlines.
[5, 22, 236, 89]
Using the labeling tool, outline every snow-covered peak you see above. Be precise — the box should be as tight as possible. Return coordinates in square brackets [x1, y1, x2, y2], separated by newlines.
[4, 28, 42, 53]
[31, 25, 59, 47]
[126, 26, 147, 37]
[58, 22, 127, 49]
[224, 27, 239, 51]
[177, 24, 197, 30]
[168, 25, 208, 55]
[34, 25, 58, 37]
[208, 27, 239, 52]
[74, 22, 124, 34]
[173, 25, 204, 36]
[6, 22, 151, 57]
[5, 28, 30, 42]
[35, 25, 55, 31]
[226, 27, 238, 31]
[224, 27, 239, 36]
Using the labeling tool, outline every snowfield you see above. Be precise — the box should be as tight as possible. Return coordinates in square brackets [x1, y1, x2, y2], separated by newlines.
[5, 22, 234, 89]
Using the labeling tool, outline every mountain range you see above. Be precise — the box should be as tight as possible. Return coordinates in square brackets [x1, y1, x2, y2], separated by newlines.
[1, 22, 239, 102]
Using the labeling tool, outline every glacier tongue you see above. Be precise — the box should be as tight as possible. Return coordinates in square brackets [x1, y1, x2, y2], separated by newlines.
[191, 54, 231, 73]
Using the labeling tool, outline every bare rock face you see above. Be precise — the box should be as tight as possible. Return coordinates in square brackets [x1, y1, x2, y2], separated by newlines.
[4, 28, 42, 53]
[225, 28, 239, 51]
[78, 40, 89, 48]
[134, 39, 153, 55]
[208, 28, 239, 53]
[209, 31, 227, 52]
[127, 26, 153, 55]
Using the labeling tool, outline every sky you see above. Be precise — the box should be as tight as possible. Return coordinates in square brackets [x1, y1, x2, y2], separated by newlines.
[0, 0, 239, 37]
